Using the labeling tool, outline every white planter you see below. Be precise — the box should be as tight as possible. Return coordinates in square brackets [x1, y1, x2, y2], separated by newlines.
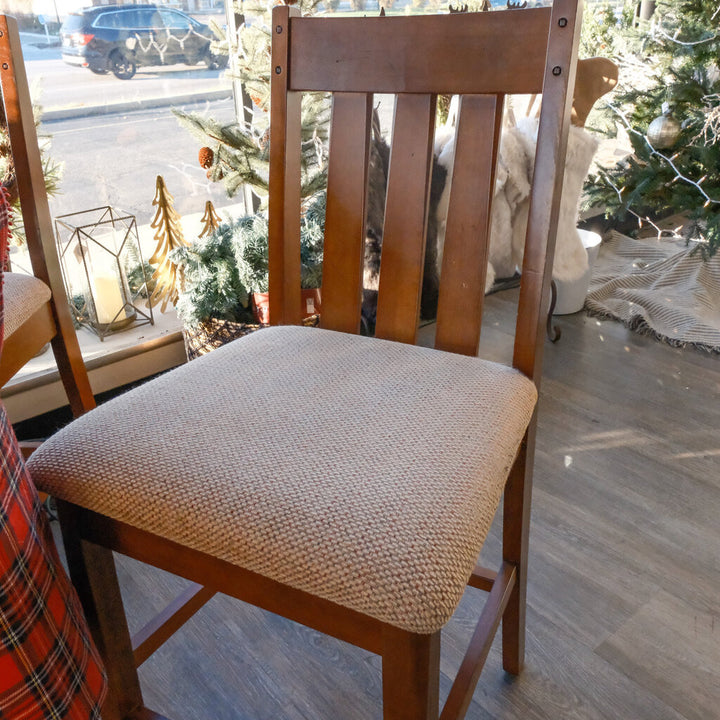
[554, 229, 602, 315]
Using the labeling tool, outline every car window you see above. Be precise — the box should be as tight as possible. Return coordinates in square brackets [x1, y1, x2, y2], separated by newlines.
[136, 8, 164, 29]
[61, 14, 85, 32]
[159, 10, 194, 30]
[92, 12, 118, 29]
[93, 10, 144, 30]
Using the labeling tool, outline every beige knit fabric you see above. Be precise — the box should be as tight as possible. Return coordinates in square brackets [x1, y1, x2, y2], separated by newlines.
[2, 272, 52, 339]
[28, 326, 537, 633]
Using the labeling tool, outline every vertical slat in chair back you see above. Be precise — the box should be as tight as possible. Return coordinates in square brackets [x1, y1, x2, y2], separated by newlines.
[320, 93, 373, 335]
[434, 94, 505, 356]
[374, 94, 436, 344]
[270, 1, 581, 384]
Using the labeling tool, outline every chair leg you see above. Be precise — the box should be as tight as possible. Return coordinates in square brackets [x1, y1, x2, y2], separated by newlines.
[381, 627, 440, 720]
[501, 440, 533, 676]
[57, 501, 144, 720]
[501, 574, 525, 676]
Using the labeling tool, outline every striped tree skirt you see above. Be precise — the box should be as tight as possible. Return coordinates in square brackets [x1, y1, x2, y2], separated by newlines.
[585, 231, 720, 354]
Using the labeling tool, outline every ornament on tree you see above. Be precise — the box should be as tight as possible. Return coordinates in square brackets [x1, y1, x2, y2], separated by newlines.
[198, 146, 214, 169]
[148, 175, 189, 312]
[199, 200, 221, 239]
[647, 102, 681, 149]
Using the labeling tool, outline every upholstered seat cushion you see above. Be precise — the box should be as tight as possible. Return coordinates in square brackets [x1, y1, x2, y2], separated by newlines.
[28, 326, 537, 634]
[2, 272, 52, 340]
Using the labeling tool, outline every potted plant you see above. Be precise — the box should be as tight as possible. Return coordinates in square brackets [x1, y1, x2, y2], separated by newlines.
[172, 195, 325, 359]
[245, 197, 324, 324]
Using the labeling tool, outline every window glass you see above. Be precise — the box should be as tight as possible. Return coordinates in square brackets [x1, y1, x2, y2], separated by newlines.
[160, 10, 194, 30]
[92, 12, 118, 29]
[95, 10, 150, 30]
[61, 14, 84, 32]
[136, 9, 163, 29]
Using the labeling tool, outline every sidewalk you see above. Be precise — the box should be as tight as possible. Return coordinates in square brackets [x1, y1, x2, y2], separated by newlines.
[42, 84, 233, 122]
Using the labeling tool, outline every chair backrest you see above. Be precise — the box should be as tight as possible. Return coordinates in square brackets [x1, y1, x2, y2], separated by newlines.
[269, 2, 581, 384]
[0, 14, 94, 417]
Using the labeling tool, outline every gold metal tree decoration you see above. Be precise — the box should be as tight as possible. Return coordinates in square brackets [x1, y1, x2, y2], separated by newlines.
[148, 175, 189, 312]
[199, 200, 221, 239]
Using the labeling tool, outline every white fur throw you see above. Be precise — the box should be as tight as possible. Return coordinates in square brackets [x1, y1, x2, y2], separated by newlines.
[434, 117, 599, 290]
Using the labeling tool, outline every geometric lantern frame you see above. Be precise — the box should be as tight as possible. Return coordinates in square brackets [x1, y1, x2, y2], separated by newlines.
[55, 206, 154, 341]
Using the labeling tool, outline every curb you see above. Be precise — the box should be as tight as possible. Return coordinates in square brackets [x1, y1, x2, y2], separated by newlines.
[42, 87, 232, 122]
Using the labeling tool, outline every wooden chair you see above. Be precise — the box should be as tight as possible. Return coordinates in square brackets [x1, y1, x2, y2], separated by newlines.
[0, 15, 95, 436]
[27, 3, 582, 718]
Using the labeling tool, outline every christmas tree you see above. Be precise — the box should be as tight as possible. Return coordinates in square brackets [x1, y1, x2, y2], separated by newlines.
[586, 0, 720, 258]
[0, 104, 62, 248]
[173, 0, 329, 204]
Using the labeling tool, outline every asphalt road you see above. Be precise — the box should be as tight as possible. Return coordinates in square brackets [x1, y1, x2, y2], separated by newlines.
[44, 97, 239, 227]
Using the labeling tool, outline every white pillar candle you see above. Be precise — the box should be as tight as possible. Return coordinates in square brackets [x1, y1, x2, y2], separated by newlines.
[92, 271, 125, 324]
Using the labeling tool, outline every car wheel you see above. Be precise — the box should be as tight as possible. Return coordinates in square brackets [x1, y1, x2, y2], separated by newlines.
[109, 50, 136, 80]
[204, 50, 228, 71]
[89, 66, 108, 75]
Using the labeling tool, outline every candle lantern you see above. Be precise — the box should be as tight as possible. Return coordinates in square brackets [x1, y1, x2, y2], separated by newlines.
[55, 206, 154, 341]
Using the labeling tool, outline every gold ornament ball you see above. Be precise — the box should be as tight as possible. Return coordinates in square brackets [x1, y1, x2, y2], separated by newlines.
[647, 112, 681, 149]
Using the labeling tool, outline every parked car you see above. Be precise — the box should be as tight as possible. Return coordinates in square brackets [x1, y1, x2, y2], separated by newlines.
[60, 4, 228, 79]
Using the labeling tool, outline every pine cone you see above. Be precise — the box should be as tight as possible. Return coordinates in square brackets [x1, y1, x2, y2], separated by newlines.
[198, 146, 214, 169]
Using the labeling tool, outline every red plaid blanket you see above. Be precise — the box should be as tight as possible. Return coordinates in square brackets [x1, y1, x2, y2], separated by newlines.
[1, 188, 107, 718]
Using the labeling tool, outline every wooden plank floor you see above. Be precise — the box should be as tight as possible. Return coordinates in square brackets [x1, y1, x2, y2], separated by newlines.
[58, 288, 720, 720]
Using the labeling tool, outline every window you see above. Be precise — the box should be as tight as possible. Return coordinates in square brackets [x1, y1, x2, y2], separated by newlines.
[93, 10, 149, 30]
[160, 10, 195, 30]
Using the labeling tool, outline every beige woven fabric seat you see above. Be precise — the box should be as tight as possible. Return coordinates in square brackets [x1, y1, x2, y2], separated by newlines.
[2, 272, 51, 339]
[28, 325, 536, 634]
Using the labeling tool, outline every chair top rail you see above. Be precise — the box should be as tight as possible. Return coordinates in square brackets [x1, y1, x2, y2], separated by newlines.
[288, 9, 552, 95]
